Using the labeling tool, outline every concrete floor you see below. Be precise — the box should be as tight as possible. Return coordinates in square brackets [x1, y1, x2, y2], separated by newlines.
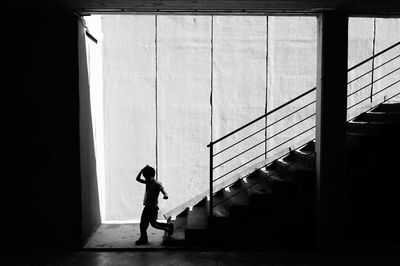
[60, 223, 400, 265]
[1, 250, 399, 265]
[85, 223, 166, 249]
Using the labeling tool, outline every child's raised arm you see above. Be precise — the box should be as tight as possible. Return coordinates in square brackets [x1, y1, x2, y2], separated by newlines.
[136, 168, 146, 184]
[161, 188, 169, 200]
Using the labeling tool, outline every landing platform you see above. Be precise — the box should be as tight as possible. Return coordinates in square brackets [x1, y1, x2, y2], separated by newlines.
[84, 223, 167, 249]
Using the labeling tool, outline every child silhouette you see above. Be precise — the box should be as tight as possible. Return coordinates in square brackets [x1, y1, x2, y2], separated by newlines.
[135, 165, 173, 245]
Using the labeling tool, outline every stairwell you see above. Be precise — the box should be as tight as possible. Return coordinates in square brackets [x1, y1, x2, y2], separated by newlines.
[346, 101, 400, 246]
[161, 41, 400, 248]
[162, 100, 399, 248]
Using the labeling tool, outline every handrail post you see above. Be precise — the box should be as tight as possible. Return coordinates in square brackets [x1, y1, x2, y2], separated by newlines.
[209, 144, 213, 220]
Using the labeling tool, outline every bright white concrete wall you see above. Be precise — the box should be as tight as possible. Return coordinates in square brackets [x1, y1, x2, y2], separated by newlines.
[347, 18, 400, 119]
[266, 16, 317, 157]
[102, 16, 157, 221]
[373, 18, 400, 103]
[347, 18, 375, 120]
[99, 15, 400, 221]
[212, 16, 267, 185]
[157, 16, 212, 215]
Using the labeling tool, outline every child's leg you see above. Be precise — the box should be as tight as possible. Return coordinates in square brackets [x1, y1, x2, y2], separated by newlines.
[139, 207, 151, 240]
[149, 209, 172, 233]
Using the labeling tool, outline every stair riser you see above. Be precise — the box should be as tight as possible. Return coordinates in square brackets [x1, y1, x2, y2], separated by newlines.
[372, 103, 400, 113]
[357, 112, 400, 123]
[347, 122, 400, 135]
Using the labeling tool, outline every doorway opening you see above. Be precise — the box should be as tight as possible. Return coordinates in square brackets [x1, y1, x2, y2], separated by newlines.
[81, 13, 321, 249]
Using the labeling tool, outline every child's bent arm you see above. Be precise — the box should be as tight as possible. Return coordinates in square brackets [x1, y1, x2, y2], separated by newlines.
[136, 170, 146, 184]
[161, 189, 169, 199]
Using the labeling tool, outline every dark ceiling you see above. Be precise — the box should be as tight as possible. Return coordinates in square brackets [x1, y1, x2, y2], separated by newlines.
[63, 0, 400, 15]
[9, 0, 400, 15]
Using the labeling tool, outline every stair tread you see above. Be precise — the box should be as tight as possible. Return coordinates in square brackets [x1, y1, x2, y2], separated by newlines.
[224, 180, 250, 207]
[347, 121, 382, 135]
[165, 210, 188, 242]
[211, 190, 229, 218]
[299, 141, 315, 154]
[277, 158, 313, 173]
[246, 179, 271, 195]
[265, 160, 282, 172]
[186, 198, 207, 230]
[266, 173, 291, 183]
[372, 102, 400, 112]
[347, 120, 400, 135]
[283, 150, 315, 165]
[244, 170, 272, 195]
[350, 120, 400, 125]
[355, 111, 400, 123]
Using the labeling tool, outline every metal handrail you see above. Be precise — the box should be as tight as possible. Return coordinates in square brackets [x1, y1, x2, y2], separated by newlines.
[214, 100, 316, 157]
[214, 126, 316, 182]
[347, 79, 400, 110]
[208, 40, 400, 220]
[209, 42, 400, 150]
[347, 54, 400, 85]
[212, 85, 399, 213]
[348, 41, 400, 72]
[347, 67, 400, 98]
[207, 87, 316, 147]
[213, 113, 316, 170]
[348, 91, 400, 121]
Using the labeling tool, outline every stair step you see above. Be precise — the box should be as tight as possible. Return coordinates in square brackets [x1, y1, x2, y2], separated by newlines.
[186, 198, 207, 230]
[277, 157, 314, 176]
[163, 209, 188, 245]
[355, 111, 400, 123]
[185, 198, 208, 242]
[299, 141, 315, 154]
[245, 170, 272, 194]
[347, 121, 381, 135]
[371, 101, 400, 113]
[244, 170, 272, 205]
[265, 173, 294, 195]
[265, 160, 281, 172]
[211, 190, 229, 218]
[223, 180, 250, 217]
[282, 150, 315, 169]
[347, 120, 400, 135]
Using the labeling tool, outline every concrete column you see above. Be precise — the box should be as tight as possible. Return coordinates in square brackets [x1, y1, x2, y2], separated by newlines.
[316, 12, 348, 249]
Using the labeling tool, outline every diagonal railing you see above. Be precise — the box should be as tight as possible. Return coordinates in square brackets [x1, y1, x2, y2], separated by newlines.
[207, 40, 400, 218]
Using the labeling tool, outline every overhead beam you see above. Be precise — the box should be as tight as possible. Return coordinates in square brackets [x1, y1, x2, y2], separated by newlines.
[66, 0, 400, 16]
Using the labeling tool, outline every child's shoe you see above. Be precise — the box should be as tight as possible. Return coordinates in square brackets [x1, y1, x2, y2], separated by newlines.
[135, 237, 148, 245]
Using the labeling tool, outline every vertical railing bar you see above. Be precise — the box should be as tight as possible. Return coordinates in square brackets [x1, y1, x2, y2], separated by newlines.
[209, 144, 213, 220]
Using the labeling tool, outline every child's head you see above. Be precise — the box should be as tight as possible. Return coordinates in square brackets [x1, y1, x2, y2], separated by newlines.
[142, 165, 155, 181]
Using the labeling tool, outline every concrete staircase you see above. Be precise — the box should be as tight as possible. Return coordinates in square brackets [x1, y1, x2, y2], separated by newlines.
[163, 100, 400, 247]
[345, 100, 400, 245]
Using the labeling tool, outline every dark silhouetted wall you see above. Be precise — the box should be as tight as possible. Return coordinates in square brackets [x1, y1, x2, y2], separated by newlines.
[2, 6, 83, 250]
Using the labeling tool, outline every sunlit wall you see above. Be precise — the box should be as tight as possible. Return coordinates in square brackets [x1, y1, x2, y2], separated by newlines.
[88, 15, 400, 221]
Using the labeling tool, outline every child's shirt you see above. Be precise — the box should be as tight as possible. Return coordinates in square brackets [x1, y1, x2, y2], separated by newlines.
[143, 179, 164, 207]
